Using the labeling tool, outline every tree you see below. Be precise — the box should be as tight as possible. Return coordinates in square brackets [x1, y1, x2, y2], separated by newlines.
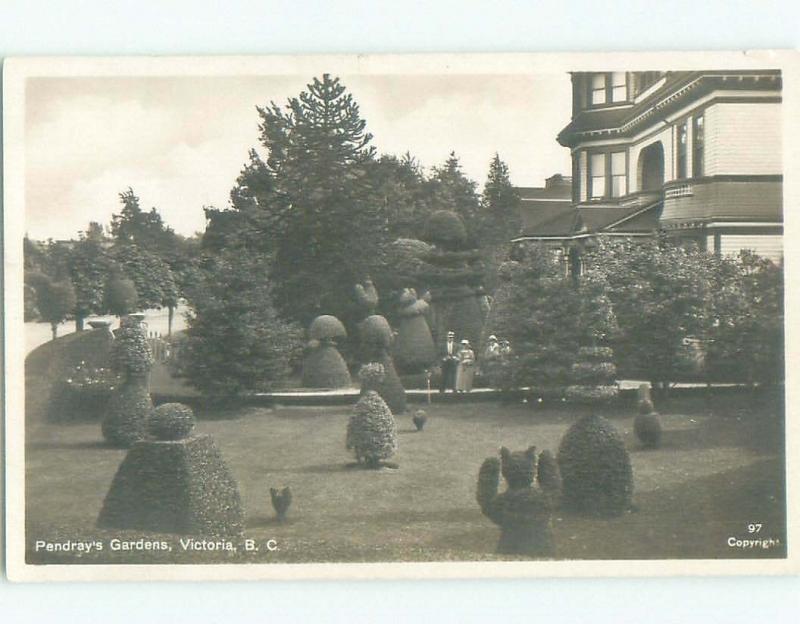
[108, 243, 179, 314]
[110, 188, 177, 254]
[428, 152, 481, 242]
[178, 251, 303, 397]
[480, 154, 522, 246]
[104, 276, 139, 317]
[34, 277, 76, 340]
[67, 224, 112, 331]
[370, 153, 436, 240]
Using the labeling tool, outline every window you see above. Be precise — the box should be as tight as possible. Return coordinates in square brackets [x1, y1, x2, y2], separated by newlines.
[589, 153, 606, 199]
[611, 151, 627, 197]
[611, 72, 627, 102]
[677, 121, 688, 178]
[590, 74, 606, 105]
[692, 113, 704, 177]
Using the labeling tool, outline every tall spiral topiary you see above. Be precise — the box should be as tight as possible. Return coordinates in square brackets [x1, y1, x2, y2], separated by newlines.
[358, 314, 406, 413]
[393, 288, 436, 374]
[564, 346, 619, 403]
[346, 364, 398, 468]
[557, 414, 633, 516]
[302, 315, 352, 389]
[476, 446, 555, 556]
[102, 316, 154, 448]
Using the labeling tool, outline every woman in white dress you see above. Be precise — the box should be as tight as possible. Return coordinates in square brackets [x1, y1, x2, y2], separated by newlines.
[455, 339, 476, 392]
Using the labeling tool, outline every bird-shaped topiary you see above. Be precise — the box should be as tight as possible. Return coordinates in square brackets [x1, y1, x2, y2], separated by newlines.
[270, 486, 292, 523]
[354, 278, 379, 319]
[394, 288, 436, 374]
[358, 315, 406, 413]
[302, 315, 351, 389]
[346, 364, 399, 468]
[557, 414, 634, 516]
[535, 449, 562, 503]
[412, 409, 428, 431]
[634, 384, 662, 448]
[477, 446, 555, 556]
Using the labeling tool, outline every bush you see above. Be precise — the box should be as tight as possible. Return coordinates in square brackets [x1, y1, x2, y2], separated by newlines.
[104, 277, 139, 317]
[35, 277, 77, 340]
[358, 362, 386, 392]
[302, 344, 352, 389]
[476, 447, 554, 556]
[634, 413, 662, 449]
[111, 321, 154, 376]
[48, 362, 121, 423]
[346, 390, 398, 468]
[424, 210, 468, 250]
[373, 354, 407, 414]
[536, 449, 562, 500]
[308, 315, 347, 341]
[97, 434, 244, 537]
[358, 314, 393, 360]
[557, 414, 633, 516]
[565, 343, 618, 404]
[148, 403, 196, 441]
[394, 289, 436, 373]
[102, 376, 152, 448]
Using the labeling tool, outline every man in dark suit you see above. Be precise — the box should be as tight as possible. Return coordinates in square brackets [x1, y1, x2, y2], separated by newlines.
[439, 330, 458, 393]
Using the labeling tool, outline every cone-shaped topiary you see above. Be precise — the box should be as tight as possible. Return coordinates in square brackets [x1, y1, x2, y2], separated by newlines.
[112, 316, 155, 376]
[536, 449, 562, 502]
[477, 446, 554, 556]
[97, 434, 244, 537]
[565, 346, 619, 403]
[394, 288, 436, 374]
[148, 402, 196, 441]
[346, 384, 398, 469]
[557, 414, 633, 516]
[358, 315, 406, 413]
[302, 315, 351, 389]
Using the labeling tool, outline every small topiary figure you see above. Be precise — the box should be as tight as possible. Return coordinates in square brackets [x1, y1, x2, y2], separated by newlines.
[477, 446, 554, 556]
[394, 288, 436, 374]
[634, 384, 662, 448]
[346, 364, 399, 468]
[270, 486, 292, 523]
[536, 449, 562, 503]
[148, 402, 196, 441]
[102, 316, 154, 448]
[98, 403, 244, 538]
[557, 414, 634, 517]
[358, 315, 406, 413]
[565, 346, 619, 403]
[302, 315, 351, 389]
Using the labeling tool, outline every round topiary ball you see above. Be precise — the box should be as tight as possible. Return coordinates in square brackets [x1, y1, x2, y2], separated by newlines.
[634, 412, 662, 449]
[308, 315, 347, 342]
[424, 210, 468, 249]
[148, 402, 197, 441]
[557, 414, 633, 516]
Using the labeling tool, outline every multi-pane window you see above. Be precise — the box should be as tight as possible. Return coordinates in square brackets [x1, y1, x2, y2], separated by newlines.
[677, 121, 689, 179]
[611, 151, 627, 196]
[590, 74, 607, 105]
[611, 72, 627, 102]
[589, 153, 606, 199]
[692, 113, 705, 177]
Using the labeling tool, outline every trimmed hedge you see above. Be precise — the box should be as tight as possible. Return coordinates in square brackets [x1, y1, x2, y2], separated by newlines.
[101, 376, 152, 448]
[536, 449, 562, 501]
[424, 210, 468, 250]
[148, 403, 196, 441]
[97, 434, 244, 537]
[394, 291, 436, 374]
[302, 344, 352, 389]
[111, 320, 154, 376]
[359, 315, 393, 360]
[557, 414, 633, 517]
[346, 390, 398, 468]
[476, 447, 554, 556]
[308, 315, 347, 341]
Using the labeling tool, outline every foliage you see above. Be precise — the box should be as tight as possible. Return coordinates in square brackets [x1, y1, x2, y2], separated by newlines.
[557, 414, 633, 516]
[536, 449, 562, 501]
[179, 251, 303, 396]
[102, 376, 152, 448]
[302, 344, 352, 388]
[372, 353, 407, 414]
[47, 361, 121, 423]
[634, 413, 662, 449]
[346, 390, 398, 467]
[358, 362, 386, 391]
[108, 243, 179, 310]
[358, 314, 394, 360]
[148, 403, 197, 441]
[393, 289, 436, 373]
[110, 188, 178, 254]
[67, 228, 112, 327]
[424, 210, 468, 250]
[111, 320, 154, 376]
[104, 277, 139, 317]
[476, 447, 554, 556]
[428, 152, 481, 242]
[308, 315, 347, 341]
[479, 154, 522, 246]
[34, 277, 77, 339]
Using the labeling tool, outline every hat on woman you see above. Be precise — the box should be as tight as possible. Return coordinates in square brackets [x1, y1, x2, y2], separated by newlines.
[461, 339, 469, 345]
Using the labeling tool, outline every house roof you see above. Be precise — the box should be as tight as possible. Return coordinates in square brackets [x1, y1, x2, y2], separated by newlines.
[516, 200, 662, 240]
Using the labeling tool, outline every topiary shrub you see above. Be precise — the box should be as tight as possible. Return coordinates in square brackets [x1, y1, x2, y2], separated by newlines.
[148, 403, 197, 441]
[346, 387, 398, 468]
[557, 414, 633, 517]
[112, 318, 155, 376]
[536, 449, 562, 502]
[358, 315, 406, 413]
[97, 434, 244, 538]
[476, 446, 554, 556]
[424, 210, 468, 250]
[565, 346, 618, 404]
[394, 288, 436, 374]
[302, 315, 351, 389]
[308, 315, 347, 342]
[634, 413, 662, 449]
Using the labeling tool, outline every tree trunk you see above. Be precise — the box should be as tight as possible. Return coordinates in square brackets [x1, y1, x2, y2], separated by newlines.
[51, 323, 58, 341]
[75, 316, 85, 332]
[168, 305, 174, 337]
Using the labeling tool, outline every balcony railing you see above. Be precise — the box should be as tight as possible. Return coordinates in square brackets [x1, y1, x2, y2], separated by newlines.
[664, 183, 694, 200]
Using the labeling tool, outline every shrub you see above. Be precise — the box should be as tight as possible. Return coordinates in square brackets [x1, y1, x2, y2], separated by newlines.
[536, 449, 562, 501]
[476, 447, 554, 556]
[374, 354, 407, 414]
[111, 320, 154, 376]
[358, 362, 386, 392]
[424, 210, 468, 250]
[101, 376, 152, 448]
[35, 277, 77, 340]
[358, 314, 394, 360]
[148, 403, 196, 441]
[97, 434, 244, 537]
[302, 343, 352, 388]
[48, 362, 121, 423]
[394, 289, 436, 373]
[566, 345, 618, 403]
[346, 390, 398, 468]
[308, 315, 347, 342]
[104, 277, 139, 317]
[557, 414, 633, 516]
[634, 413, 662, 449]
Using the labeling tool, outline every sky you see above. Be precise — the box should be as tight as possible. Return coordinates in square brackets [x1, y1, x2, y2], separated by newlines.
[25, 73, 572, 240]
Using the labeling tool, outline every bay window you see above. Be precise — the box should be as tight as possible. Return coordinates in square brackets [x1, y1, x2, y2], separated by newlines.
[588, 150, 627, 200]
[692, 113, 705, 177]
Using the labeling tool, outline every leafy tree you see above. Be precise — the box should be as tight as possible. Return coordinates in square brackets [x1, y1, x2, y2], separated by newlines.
[428, 152, 481, 242]
[67, 224, 112, 331]
[110, 188, 177, 254]
[370, 153, 435, 240]
[109, 243, 179, 314]
[104, 276, 139, 317]
[178, 251, 303, 396]
[34, 277, 77, 340]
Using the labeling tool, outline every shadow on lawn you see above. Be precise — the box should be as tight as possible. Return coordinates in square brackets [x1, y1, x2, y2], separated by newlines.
[26, 439, 117, 451]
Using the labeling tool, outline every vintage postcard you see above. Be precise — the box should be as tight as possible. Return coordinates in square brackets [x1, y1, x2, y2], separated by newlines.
[3, 51, 799, 581]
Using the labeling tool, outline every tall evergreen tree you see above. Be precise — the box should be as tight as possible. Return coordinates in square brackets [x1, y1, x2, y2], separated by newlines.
[428, 152, 481, 241]
[480, 153, 522, 245]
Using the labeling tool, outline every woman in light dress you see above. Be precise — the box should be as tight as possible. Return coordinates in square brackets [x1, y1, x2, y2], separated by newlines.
[455, 339, 476, 393]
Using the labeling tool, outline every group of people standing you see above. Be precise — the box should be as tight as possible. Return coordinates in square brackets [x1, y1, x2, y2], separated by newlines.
[439, 331, 512, 393]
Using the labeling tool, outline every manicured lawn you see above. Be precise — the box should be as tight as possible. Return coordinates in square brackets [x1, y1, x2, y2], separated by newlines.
[24, 391, 786, 564]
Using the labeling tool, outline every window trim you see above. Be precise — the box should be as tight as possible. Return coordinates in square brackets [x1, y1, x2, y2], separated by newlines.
[586, 72, 629, 108]
[692, 111, 705, 178]
[676, 119, 689, 180]
[587, 148, 629, 200]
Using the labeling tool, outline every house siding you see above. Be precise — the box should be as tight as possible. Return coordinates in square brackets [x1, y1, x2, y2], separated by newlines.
[705, 102, 782, 176]
[719, 234, 783, 263]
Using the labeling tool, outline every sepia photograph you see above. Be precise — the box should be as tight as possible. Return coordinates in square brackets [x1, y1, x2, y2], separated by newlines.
[3, 52, 798, 581]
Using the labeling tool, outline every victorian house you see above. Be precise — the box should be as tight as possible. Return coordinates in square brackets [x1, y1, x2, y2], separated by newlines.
[515, 70, 783, 263]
